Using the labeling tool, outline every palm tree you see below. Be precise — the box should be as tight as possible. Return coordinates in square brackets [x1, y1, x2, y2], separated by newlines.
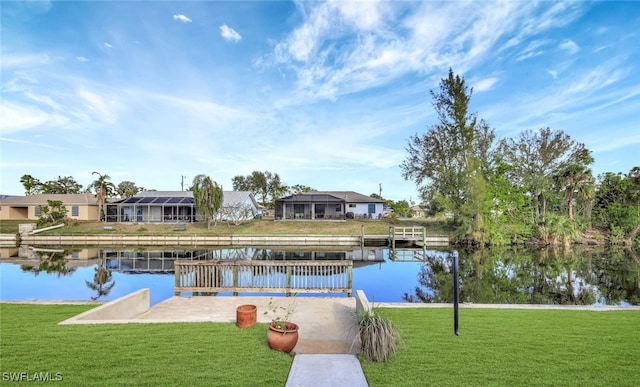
[91, 172, 116, 221]
[192, 174, 223, 229]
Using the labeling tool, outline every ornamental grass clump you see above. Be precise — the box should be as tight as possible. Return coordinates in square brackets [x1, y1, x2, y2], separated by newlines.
[358, 309, 402, 362]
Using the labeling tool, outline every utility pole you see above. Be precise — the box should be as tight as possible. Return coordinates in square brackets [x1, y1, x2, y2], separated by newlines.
[181, 175, 186, 191]
[379, 183, 382, 198]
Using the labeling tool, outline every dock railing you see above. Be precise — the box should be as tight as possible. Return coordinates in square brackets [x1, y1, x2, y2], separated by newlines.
[174, 260, 353, 296]
[388, 226, 449, 248]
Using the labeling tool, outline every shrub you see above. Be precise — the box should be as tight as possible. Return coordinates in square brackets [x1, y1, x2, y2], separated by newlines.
[357, 309, 401, 362]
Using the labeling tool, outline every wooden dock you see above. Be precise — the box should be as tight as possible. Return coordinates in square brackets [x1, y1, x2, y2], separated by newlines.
[174, 259, 353, 296]
[388, 226, 449, 249]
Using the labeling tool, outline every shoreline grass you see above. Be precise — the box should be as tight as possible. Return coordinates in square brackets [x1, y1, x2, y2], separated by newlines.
[0, 218, 450, 236]
[2, 304, 638, 386]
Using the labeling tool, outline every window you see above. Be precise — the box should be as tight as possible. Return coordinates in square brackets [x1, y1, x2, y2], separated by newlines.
[35, 206, 41, 217]
[368, 204, 375, 214]
[71, 206, 79, 216]
[335, 204, 341, 212]
[349, 204, 356, 208]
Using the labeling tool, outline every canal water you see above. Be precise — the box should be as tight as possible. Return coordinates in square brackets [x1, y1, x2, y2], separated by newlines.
[0, 245, 638, 306]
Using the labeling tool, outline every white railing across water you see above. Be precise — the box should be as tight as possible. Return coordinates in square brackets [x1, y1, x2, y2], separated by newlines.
[174, 260, 353, 296]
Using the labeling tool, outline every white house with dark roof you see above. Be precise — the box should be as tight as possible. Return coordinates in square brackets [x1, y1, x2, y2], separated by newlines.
[0, 193, 100, 221]
[274, 191, 385, 220]
[105, 191, 262, 223]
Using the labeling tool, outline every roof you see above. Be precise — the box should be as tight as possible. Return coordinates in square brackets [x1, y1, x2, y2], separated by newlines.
[278, 191, 384, 204]
[112, 191, 261, 208]
[0, 193, 99, 206]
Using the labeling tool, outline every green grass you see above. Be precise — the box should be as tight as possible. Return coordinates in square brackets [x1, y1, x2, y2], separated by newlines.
[1, 218, 450, 236]
[0, 304, 292, 386]
[361, 308, 640, 386]
[5, 305, 633, 386]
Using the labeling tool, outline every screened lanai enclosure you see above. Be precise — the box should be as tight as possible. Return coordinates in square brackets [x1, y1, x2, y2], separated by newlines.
[104, 191, 261, 223]
[274, 191, 384, 220]
[105, 194, 196, 223]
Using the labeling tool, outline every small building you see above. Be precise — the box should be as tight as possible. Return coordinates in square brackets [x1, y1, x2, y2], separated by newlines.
[411, 205, 425, 218]
[0, 193, 100, 221]
[105, 191, 262, 223]
[274, 191, 385, 220]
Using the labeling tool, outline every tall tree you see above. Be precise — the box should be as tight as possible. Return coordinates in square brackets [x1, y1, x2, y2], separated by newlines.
[498, 128, 591, 224]
[231, 170, 284, 208]
[20, 174, 42, 195]
[401, 68, 495, 228]
[40, 176, 83, 194]
[287, 184, 315, 195]
[192, 174, 223, 229]
[91, 172, 116, 221]
[117, 180, 140, 199]
[553, 148, 595, 219]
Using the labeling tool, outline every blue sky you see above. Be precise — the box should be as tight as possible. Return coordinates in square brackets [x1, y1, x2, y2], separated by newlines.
[1, 1, 639, 201]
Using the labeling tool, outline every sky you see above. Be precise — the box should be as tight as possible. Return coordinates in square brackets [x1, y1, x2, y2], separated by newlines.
[1, 1, 639, 202]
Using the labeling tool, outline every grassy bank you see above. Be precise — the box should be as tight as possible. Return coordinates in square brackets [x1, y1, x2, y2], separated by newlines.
[0, 218, 450, 236]
[362, 307, 640, 386]
[2, 304, 638, 386]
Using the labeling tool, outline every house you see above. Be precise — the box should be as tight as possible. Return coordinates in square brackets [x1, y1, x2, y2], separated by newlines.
[411, 205, 425, 218]
[274, 191, 385, 220]
[105, 191, 262, 223]
[0, 193, 100, 221]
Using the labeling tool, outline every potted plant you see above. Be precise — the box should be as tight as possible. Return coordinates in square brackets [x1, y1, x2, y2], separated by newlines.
[264, 295, 298, 353]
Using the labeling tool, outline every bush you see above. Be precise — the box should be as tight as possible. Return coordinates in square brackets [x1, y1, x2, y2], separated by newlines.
[357, 309, 401, 362]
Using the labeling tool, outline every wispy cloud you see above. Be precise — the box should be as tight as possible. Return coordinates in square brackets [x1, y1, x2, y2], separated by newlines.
[220, 24, 241, 42]
[173, 14, 191, 23]
[558, 39, 580, 54]
[269, 1, 586, 102]
[474, 77, 498, 92]
[76, 56, 89, 62]
[104, 42, 112, 48]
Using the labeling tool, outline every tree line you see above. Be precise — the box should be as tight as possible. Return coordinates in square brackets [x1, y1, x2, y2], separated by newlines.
[402, 68, 640, 246]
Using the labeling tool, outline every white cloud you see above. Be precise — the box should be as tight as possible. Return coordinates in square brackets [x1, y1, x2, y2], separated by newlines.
[173, 14, 192, 23]
[0, 102, 68, 134]
[474, 77, 498, 92]
[558, 39, 580, 54]
[220, 24, 242, 42]
[104, 42, 112, 48]
[547, 69, 558, 79]
[76, 56, 89, 62]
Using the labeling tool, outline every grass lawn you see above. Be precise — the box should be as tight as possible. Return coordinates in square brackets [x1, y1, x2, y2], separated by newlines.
[0, 304, 292, 386]
[2, 305, 639, 386]
[0, 218, 450, 236]
[361, 308, 640, 386]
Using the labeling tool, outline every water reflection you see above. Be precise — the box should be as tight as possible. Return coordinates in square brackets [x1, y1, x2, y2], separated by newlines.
[85, 257, 116, 300]
[403, 246, 640, 306]
[19, 248, 78, 277]
[0, 246, 638, 305]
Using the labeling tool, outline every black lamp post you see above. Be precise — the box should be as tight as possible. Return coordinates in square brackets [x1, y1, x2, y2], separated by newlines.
[453, 250, 459, 336]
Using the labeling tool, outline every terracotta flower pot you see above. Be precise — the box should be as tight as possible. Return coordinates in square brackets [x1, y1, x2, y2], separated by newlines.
[266, 321, 299, 352]
[236, 304, 257, 328]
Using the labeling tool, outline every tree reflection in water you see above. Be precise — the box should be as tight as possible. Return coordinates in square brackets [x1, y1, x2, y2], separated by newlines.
[85, 257, 116, 300]
[403, 247, 640, 305]
[20, 250, 76, 277]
